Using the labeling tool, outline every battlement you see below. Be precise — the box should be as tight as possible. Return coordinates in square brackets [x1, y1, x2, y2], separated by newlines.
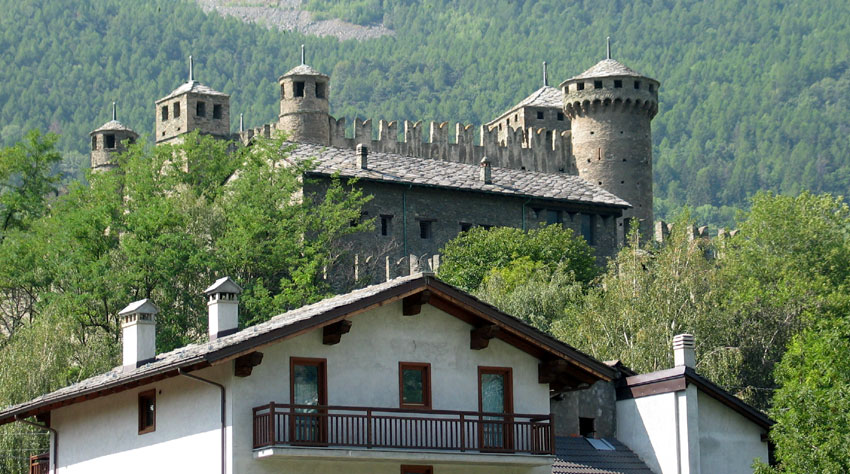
[653, 220, 738, 244]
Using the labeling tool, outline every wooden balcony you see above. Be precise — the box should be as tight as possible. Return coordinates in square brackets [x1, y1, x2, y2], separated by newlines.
[29, 454, 49, 474]
[253, 403, 554, 455]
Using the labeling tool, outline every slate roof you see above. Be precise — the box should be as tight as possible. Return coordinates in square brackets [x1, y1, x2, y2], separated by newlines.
[90, 120, 137, 135]
[279, 64, 329, 79]
[552, 437, 654, 474]
[288, 143, 630, 209]
[0, 273, 616, 425]
[569, 59, 647, 81]
[487, 85, 564, 125]
[157, 80, 229, 102]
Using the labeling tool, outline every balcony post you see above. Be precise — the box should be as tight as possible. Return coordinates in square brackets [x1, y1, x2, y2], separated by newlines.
[366, 409, 373, 448]
[459, 413, 465, 452]
[268, 402, 276, 445]
[548, 413, 555, 455]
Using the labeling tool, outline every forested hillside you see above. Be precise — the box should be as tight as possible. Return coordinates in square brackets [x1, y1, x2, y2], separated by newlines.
[1, 0, 848, 225]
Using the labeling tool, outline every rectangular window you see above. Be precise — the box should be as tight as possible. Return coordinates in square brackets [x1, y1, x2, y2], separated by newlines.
[419, 220, 432, 239]
[478, 367, 513, 451]
[399, 362, 431, 409]
[105, 134, 116, 149]
[290, 357, 327, 443]
[536, 111, 544, 120]
[614, 80, 623, 88]
[381, 215, 393, 236]
[581, 214, 595, 245]
[579, 417, 595, 437]
[138, 389, 156, 434]
[634, 81, 641, 90]
[91, 136, 97, 151]
[161, 106, 168, 121]
[401, 466, 433, 474]
[315, 82, 326, 99]
[557, 112, 564, 121]
[576, 82, 585, 91]
[196, 101, 206, 117]
[173, 102, 180, 118]
[594, 80, 603, 89]
[649, 84, 655, 92]
[294, 81, 305, 97]
[213, 104, 222, 119]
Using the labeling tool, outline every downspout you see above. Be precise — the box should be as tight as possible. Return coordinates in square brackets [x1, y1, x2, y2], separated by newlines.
[179, 369, 226, 474]
[15, 416, 57, 474]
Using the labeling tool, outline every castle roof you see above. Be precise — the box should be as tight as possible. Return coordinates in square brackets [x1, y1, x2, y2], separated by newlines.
[287, 142, 630, 209]
[568, 58, 648, 81]
[89, 120, 137, 135]
[279, 64, 329, 80]
[486, 86, 563, 126]
[157, 80, 229, 103]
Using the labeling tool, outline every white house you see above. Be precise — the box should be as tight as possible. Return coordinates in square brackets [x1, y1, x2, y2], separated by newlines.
[0, 274, 771, 474]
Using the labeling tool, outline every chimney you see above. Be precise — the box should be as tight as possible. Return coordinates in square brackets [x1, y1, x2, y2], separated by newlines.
[119, 299, 159, 369]
[204, 276, 243, 340]
[356, 143, 368, 169]
[673, 333, 696, 368]
[479, 156, 492, 184]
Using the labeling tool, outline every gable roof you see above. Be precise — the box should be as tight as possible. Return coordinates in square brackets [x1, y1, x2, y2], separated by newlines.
[204, 276, 243, 295]
[0, 273, 616, 426]
[616, 366, 773, 429]
[90, 120, 137, 135]
[279, 64, 329, 80]
[486, 86, 564, 125]
[157, 80, 229, 103]
[288, 143, 630, 209]
[553, 436, 654, 474]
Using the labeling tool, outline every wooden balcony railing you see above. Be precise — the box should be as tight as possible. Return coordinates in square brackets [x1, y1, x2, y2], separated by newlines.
[253, 403, 554, 455]
[29, 453, 49, 474]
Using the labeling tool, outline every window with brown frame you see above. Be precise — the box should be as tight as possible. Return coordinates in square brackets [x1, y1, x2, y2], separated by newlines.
[138, 389, 156, 434]
[401, 465, 433, 474]
[290, 357, 328, 443]
[399, 362, 431, 409]
[478, 367, 514, 451]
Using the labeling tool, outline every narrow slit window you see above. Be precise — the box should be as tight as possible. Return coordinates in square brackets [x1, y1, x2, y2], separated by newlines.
[419, 221, 432, 239]
[294, 81, 305, 97]
[196, 101, 206, 117]
[105, 134, 116, 149]
[138, 390, 156, 434]
[91, 136, 97, 151]
[161, 106, 168, 121]
[380, 215, 393, 236]
[399, 362, 431, 409]
[581, 214, 596, 245]
[173, 102, 180, 118]
[213, 104, 222, 119]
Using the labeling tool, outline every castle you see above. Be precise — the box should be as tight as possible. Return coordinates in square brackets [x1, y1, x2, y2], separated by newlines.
[89, 46, 659, 284]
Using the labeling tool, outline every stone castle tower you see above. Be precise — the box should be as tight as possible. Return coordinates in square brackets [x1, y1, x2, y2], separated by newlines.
[155, 57, 231, 144]
[90, 102, 138, 172]
[278, 45, 330, 145]
[561, 47, 659, 240]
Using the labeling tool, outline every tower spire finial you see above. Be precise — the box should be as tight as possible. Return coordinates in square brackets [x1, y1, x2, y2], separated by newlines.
[301, 44, 305, 65]
[189, 55, 194, 82]
[543, 61, 548, 87]
[112, 101, 116, 121]
[606, 36, 611, 59]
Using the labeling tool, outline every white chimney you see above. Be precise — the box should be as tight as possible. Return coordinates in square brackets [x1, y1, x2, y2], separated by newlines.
[356, 143, 368, 169]
[204, 276, 243, 340]
[119, 299, 159, 369]
[673, 333, 696, 368]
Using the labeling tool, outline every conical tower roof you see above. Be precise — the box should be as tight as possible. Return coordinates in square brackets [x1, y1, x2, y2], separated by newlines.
[90, 119, 136, 135]
[569, 58, 647, 81]
[278, 63, 329, 81]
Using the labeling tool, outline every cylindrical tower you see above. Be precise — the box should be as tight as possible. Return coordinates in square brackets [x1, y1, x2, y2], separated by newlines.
[90, 102, 138, 172]
[561, 58, 659, 242]
[278, 54, 330, 145]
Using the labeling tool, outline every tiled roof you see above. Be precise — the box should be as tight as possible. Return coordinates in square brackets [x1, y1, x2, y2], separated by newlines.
[487, 86, 564, 125]
[90, 120, 137, 135]
[280, 64, 329, 78]
[290, 143, 630, 208]
[553, 437, 654, 474]
[569, 59, 646, 81]
[158, 80, 229, 102]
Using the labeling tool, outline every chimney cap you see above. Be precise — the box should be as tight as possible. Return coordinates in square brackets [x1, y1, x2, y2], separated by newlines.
[119, 298, 159, 316]
[480, 156, 491, 166]
[673, 333, 695, 348]
[204, 276, 243, 296]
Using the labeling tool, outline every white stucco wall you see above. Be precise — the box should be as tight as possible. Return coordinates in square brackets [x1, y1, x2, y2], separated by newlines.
[616, 391, 678, 474]
[50, 363, 232, 474]
[231, 299, 551, 474]
[697, 391, 768, 474]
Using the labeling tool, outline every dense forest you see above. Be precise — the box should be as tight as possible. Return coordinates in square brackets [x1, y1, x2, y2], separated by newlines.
[0, 0, 848, 226]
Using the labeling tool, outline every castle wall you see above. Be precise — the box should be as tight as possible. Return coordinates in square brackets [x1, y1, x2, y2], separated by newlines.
[279, 76, 330, 144]
[489, 106, 569, 147]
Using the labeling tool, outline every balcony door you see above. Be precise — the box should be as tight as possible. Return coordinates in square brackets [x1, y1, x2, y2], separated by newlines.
[478, 367, 513, 451]
[290, 357, 327, 444]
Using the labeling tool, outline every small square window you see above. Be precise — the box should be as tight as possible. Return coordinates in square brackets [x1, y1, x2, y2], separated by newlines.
[399, 362, 431, 409]
[634, 81, 641, 90]
[536, 111, 544, 120]
[460, 222, 472, 232]
[173, 102, 180, 118]
[614, 80, 623, 88]
[381, 215, 393, 236]
[419, 220, 432, 239]
[316, 82, 326, 99]
[196, 101, 206, 117]
[213, 104, 222, 119]
[161, 106, 168, 121]
[576, 82, 585, 91]
[105, 134, 116, 149]
[138, 390, 156, 434]
[294, 81, 305, 97]
[557, 112, 564, 121]
[580, 417, 595, 437]
[594, 80, 603, 89]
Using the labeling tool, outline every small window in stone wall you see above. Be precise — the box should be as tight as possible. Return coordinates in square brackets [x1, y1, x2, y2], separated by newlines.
[594, 80, 603, 89]
[381, 215, 393, 236]
[649, 84, 655, 92]
[579, 417, 595, 437]
[557, 112, 564, 121]
[294, 81, 305, 97]
[173, 102, 180, 118]
[213, 104, 222, 120]
[196, 101, 206, 117]
[576, 82, 585, 91]
[91, 136, 97, 151]
[105, 134, 116, 149]
[614, 80, 623, 88]
[419, 220, 432, 239]
[634, 81, 641, 90]
[316, 82, 326, 99]
[536, 111, 544, 120]
[281, 84, 286, 100]
[161, 106, 168, 121]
